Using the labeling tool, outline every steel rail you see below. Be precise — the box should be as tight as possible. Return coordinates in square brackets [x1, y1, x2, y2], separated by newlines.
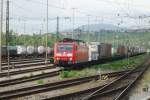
[81, 58, 149, 100]
[0, 75, 100, 99]
[2, 61, 52, 70]
[0, 65, 55, 78]
[0, 69, 59, 87]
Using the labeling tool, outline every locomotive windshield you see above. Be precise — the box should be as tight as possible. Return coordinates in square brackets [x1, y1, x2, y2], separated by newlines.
[57, 44, 73, 53]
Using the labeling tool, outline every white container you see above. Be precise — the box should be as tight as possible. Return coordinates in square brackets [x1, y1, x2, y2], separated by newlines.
[111, 47, 117, 55]
[147, 49, 150, 53]
[17, 45, 26, 55]
[88, 44, 99, 61]
[38, 46, 45, 54]
[27, 46, 34, 54]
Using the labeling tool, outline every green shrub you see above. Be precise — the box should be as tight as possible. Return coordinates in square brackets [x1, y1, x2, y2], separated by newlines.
[37, 80, 44, 85]
[60, 70, 77, 78]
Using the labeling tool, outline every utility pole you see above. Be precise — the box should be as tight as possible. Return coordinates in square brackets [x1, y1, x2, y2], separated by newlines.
[0, 0, 4, 71]
[72, 8, 76, 39]
[87, 15, 90, 44]
[45, 0, 48, 64]
[6, 0, 10, 76]
[23, 20, 27, 58]
[23, 20, 26, 47]
[56, 16, 59, 42]
[41, 22, 44, 45]
[39, 29, 42, 45]
[23, 20, 26, 34]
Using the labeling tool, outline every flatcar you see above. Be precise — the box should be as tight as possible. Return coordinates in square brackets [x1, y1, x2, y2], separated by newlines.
[54, 38, 89, 65]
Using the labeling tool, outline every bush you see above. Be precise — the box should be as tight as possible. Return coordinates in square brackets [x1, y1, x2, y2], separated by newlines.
[37, 80, 44, 85]
[60, 70, 77, 78]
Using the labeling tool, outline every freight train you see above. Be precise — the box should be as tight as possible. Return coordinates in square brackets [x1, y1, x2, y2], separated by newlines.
[54, 38, 147, 66]
[2, 45, 54, 59]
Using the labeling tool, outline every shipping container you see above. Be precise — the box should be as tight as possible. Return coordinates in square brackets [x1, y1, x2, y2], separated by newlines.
[117, 45, 126, 56]
[111, 44, 118, 56]
[98, 43, 112, 58]
[88, 44, 99, 61]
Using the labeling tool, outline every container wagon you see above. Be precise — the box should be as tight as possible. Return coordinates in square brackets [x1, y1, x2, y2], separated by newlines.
[88, 42, 99, 61]
[117, 45, 126, 56]
[98, 43, 112, 59]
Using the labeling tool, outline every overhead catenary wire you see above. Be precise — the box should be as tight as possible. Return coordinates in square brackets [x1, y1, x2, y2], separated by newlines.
[2, 0, 150, 35]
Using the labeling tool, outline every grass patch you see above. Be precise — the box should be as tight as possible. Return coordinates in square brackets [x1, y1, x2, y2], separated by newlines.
[60, 68, 95, 78]
[37, 80, 44, 85]
[60, 54, 148, 78]
[94, 54, 147, 70]
[60, 70, 77, 78]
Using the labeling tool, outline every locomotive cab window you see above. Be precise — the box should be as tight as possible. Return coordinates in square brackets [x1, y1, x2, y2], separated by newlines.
[57, 44, 73, 53]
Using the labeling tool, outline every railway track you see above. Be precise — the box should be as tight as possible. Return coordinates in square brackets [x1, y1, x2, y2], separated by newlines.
[0, 70, 131, 99]
[0, 75, 100, 99]
[2, 57, 45, 62]
[2, 59, 50, 66]
[42, 58, 149, 100]
[0, 69, 129, 87]
[0, 65, 55, 78]
[2, 61, 51, 70]
[0, 69, 60, 87]
[81, 58, 150, 100]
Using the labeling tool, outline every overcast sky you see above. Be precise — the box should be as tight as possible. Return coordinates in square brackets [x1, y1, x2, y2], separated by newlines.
[1, 0, 150, 34]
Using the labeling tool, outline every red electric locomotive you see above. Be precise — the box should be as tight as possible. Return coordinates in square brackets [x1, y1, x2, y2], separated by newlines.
[54, 38, 89, 65]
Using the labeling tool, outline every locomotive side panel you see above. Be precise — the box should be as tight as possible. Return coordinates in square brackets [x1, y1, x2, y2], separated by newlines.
[75, 44, 89, 63]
